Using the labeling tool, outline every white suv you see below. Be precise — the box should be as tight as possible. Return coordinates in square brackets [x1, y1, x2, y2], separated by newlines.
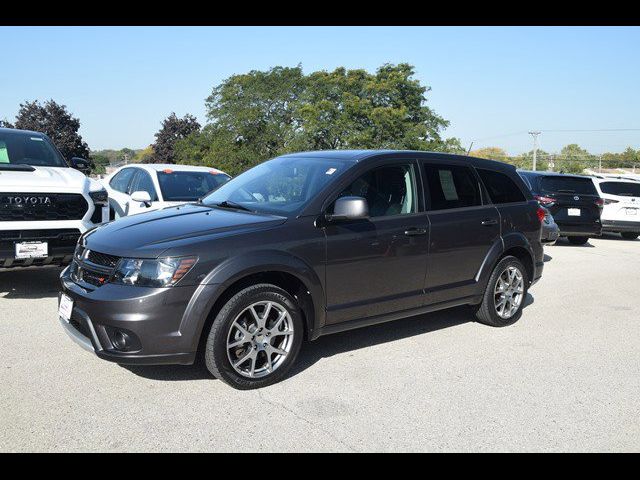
[0, 128, 109, 268]
[592, 175, 640, 240]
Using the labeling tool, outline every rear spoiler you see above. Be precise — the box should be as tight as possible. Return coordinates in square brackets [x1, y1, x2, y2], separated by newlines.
[0, 164, 36, 172]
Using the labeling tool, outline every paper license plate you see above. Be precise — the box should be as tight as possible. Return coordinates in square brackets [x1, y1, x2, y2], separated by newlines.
[15, 241, 48, 259]
[58, 293, 73, 322]
[567, 208, 581, 216]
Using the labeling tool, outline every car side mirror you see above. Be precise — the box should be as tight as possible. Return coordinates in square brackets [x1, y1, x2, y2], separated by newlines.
[131, 190, 152, 207]
[326, 196, 369, 222]
[70, 157, 92, 173]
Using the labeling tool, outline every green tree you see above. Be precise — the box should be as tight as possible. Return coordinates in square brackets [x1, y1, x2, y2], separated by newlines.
[470, 147, 509, 162]
[556, 144, 594, 174]
[151, 113, 201, 164]
[0, 119, 13, 128]
[177, 64, 462, 176]
[13, 99, 90, 161]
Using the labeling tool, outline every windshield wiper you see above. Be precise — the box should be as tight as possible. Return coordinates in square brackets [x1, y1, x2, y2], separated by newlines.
[212, 200, 255, 212]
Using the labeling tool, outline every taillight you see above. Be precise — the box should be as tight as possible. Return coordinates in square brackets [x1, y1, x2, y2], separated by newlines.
[534, 194, 556, 206]
[595, 198, 605, 207]
[603, 198, 618, 205]
[536, 207, 546, 223]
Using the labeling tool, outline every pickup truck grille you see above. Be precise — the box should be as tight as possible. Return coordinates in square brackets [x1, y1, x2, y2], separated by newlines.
[0, 193, 89, 221]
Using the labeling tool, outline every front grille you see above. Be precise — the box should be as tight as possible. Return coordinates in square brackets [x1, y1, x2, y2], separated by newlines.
[81, 268, 110, 287]
[71, 248, 121, 288]
[0, 193, 89, 221]
[0, 229, 81, 242]
[87, 250, 120, 268]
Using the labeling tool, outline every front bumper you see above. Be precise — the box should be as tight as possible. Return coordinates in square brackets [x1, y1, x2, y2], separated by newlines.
[557, 222, 602, 237]
[58, 267, 201, 365]
[601, 219, 640, 233]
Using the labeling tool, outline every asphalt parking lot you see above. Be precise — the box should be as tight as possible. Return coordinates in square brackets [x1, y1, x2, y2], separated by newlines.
[1, 234, 639, 452]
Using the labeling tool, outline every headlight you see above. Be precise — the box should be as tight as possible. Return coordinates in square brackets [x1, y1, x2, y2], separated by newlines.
[89, 188, 109, 206]
[112, 257, 197, 287]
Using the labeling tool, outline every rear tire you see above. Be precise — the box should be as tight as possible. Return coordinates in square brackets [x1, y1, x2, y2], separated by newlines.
[475, 256, 528, 327]
[204, 283, 303, 390]
[621, 232, 639, 240]
[567, 236, 589, 245]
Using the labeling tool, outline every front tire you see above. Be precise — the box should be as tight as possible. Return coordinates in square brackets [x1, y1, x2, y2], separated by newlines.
[204, 284, 303, 389]
[475, 256, 528, 327]
[567, 236, 589, 245]
[621, 232, 639, 240]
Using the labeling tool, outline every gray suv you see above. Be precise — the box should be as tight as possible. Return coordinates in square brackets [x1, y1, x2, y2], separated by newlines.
[59, 150, 545, 389]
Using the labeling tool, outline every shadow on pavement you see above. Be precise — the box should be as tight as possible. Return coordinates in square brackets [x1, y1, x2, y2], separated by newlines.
[121, 295, 535, 383]
[550, 238, 595, 248]
[0, 266, 63, 299]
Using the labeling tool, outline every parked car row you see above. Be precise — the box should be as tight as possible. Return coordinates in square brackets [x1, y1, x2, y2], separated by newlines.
[0, 127, 230, 269]
[1, 125, 636, 389]
[518, 170, 640, 243]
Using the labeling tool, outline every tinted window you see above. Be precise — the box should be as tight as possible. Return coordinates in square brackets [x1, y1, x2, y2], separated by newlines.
[130, 170, 158, 201]
[424, 164, 481, 210]
[599, 181, 640, 197]
[336, 164, 417, 217]
[478, 169, 526, 204]
[203, 157, 350, 216]
[158, 171, 231, 202]
[109, 168, 136, 193]
[540, 176, 597, 195]
[0, 131, 67, 167]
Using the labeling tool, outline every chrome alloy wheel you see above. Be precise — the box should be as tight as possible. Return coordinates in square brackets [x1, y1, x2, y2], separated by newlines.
[494, 266, 524, 319]
[226, 301, 294, 378]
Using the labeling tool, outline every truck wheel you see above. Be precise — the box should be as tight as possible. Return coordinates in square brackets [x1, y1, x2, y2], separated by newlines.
[204, 283, 303, 390]
[567, 236, 589, 245]
[475, 256, 528, 327]
[621, 232, 639, 240]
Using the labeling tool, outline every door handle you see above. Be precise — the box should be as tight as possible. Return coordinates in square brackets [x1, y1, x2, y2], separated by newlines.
[481, 219, 498, 226]
[404, 228, 427, 236]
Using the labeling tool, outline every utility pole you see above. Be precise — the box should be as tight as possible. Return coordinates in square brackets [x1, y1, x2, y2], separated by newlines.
[528, 131, 541, 171]
[599, 155, 602, 173]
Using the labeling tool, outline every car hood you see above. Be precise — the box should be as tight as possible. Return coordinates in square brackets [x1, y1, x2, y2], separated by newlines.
[83, 203, 287, 258]
[0, 166, 95, 192]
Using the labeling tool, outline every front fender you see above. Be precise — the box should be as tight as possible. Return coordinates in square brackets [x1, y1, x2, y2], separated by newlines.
[178, 250, 326, 352]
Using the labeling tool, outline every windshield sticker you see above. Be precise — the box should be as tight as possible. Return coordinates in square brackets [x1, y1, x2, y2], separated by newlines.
[438, 169, 459, 201]
[0, 141, 9, 163]
[326, 168, 337, 175]
[30, 137, 44, 141]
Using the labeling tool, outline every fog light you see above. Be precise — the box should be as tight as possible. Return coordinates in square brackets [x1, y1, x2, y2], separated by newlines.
[113, 331, 130, 350]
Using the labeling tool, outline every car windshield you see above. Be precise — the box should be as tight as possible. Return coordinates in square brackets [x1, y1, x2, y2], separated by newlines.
[202, 156, 351, 216]
[599, 181, 640, 197]
[157, 170, 231, 202]
[0, 130, 67, 168]
[540, 176, 597, 195]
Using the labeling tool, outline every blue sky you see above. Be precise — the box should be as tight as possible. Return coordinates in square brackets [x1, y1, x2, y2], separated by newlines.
[1, 26, 639, 155]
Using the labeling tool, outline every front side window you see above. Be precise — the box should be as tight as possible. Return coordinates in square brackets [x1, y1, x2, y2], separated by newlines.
[424, 164, 481, 210]
[477, 169, 526, 204]
[0, 131, 67, 167]
[110, 168, 136, 193]
[130, 170, 158, 201]
[599, 181, 640, 197]
[335, 164, 417, 217]
[157, 171, 230, 202]
[202, 157, 351, 216]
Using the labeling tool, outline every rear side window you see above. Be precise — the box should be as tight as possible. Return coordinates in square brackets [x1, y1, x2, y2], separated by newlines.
[477, 169, 526, 204]
[540, 176, 597, 195]
[599, 181, 640, 197]
[109, 168, 136, 193]
[424, 164, 481, 210]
